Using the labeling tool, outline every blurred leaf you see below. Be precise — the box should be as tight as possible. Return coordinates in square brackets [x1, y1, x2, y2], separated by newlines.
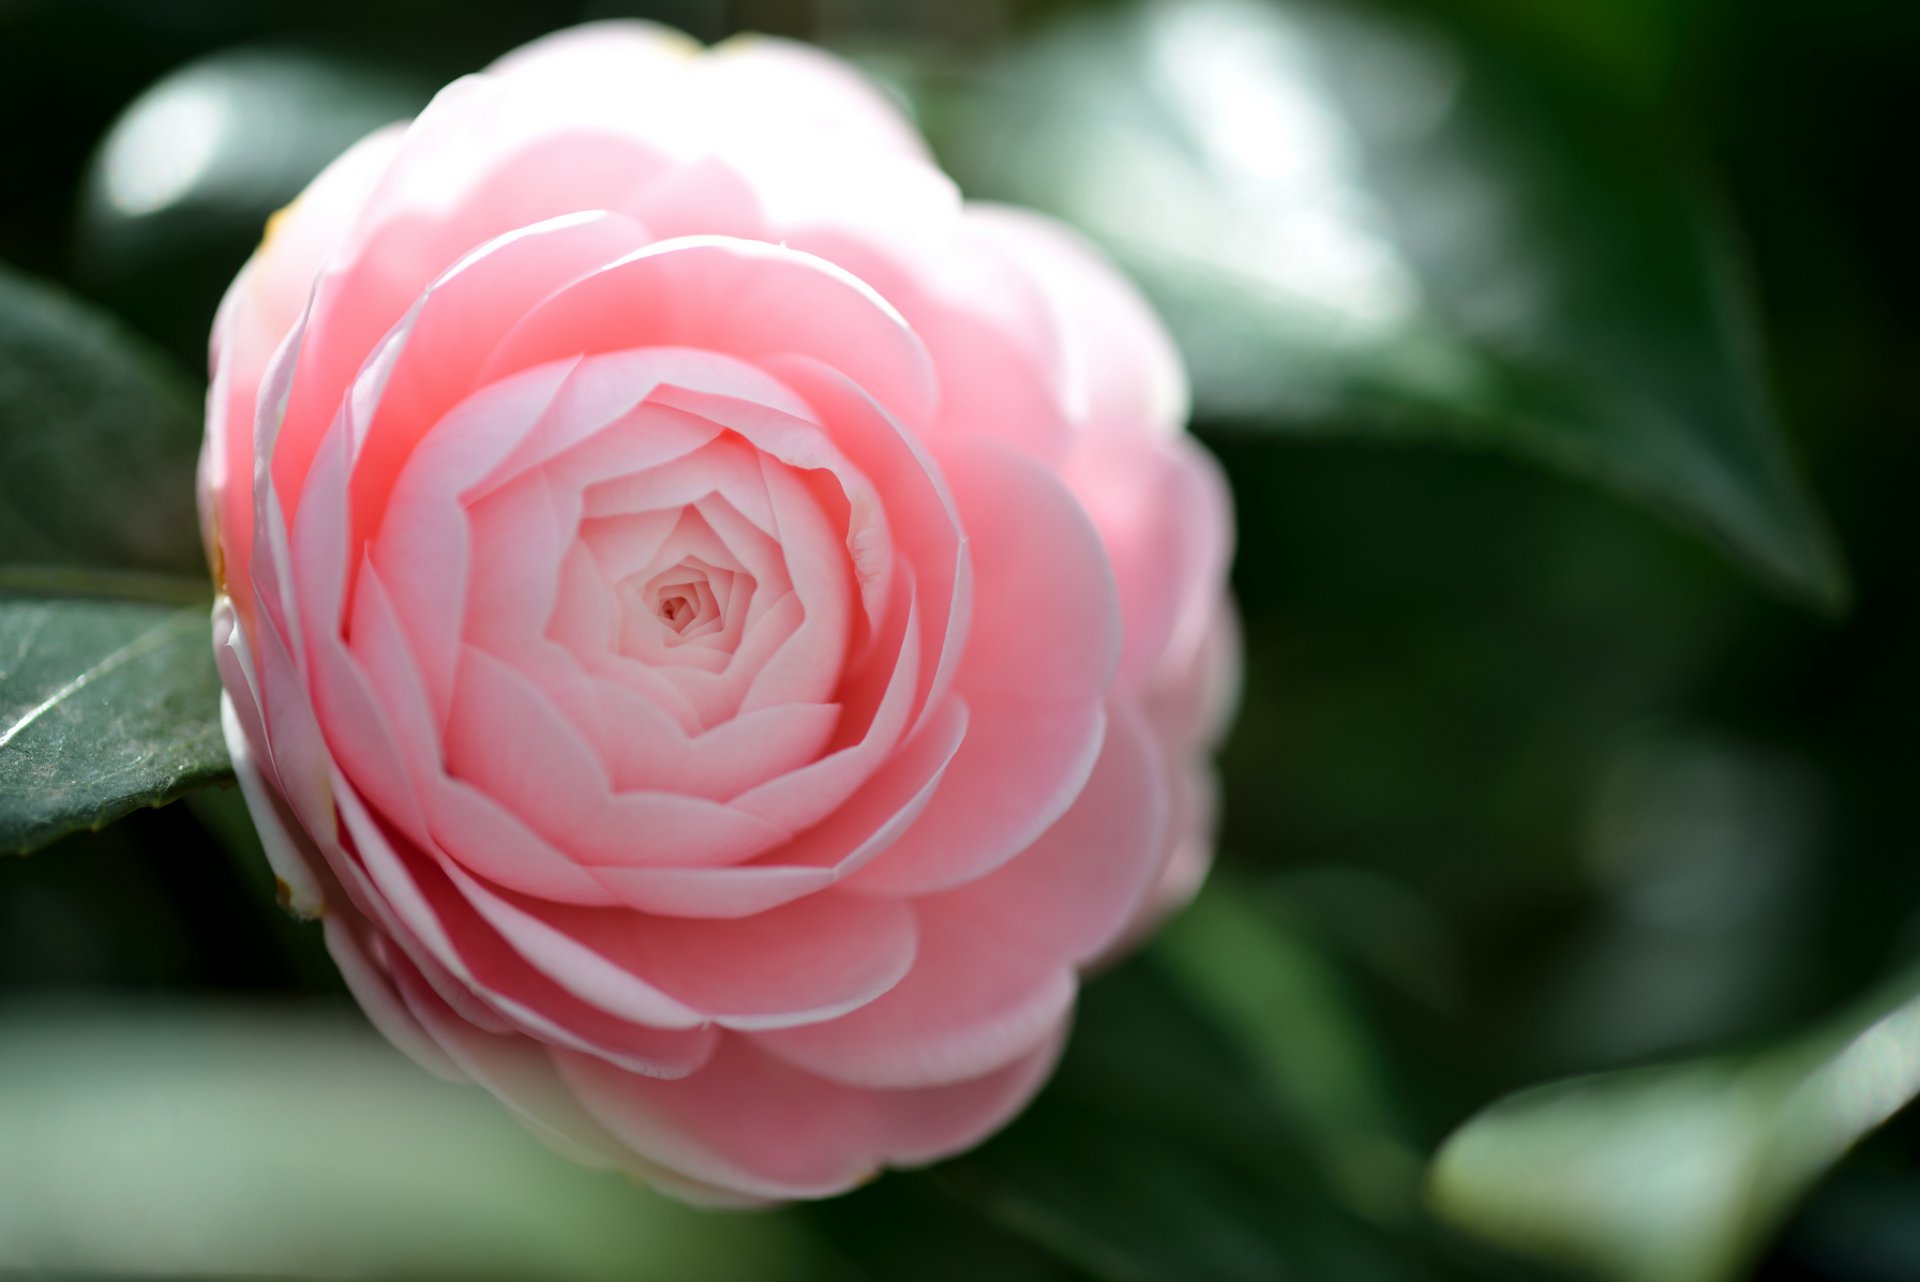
[804, 1169, 1084, 1282]
[937, 0, 1843, 607]
[0, 262, 204, 577]
[0, 265, 224, 853]
[1155, 883, 1422, 1222]
[0, 1002, 812, 1281]
[76, 46, 429, 364]
[0, 601, 226, 854]
[928, 886, 1449, 1282]
[1429, 960, 1920, 1282]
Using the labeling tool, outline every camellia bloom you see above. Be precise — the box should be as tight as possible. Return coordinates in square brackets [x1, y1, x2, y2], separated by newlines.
[203, 22, 1236, 1204]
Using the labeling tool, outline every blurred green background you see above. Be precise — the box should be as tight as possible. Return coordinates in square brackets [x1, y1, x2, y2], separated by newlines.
[2, 0, 1917, 1278]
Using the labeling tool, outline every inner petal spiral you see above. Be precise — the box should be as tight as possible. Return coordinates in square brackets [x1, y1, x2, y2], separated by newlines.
[357, 353, 898, 853]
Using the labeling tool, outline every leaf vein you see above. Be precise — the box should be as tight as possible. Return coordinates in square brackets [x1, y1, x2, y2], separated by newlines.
[0, 614, 185, 752]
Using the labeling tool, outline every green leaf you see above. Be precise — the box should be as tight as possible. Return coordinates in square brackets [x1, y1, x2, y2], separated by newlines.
[926, 885, 1440, 1282]
[0, 262, 205, 576]
[76, 47, 431, 365]
[1155, 886, 1422, 1223]
[0, 265, 227, 853]
[0, 600, 228, 854]
[1428, 961, 1920, 1282]
[0, 1002, 815, 1280]
[934, 0, 1843, 607]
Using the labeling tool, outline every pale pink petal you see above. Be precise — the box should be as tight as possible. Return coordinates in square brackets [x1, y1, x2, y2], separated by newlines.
[1065, 432, 1234, 691]
[324, 912, 468, 1084]
[557, 1029, 1063, 1201]
[584, 695, 967, 918]
[939, 434, 1121, 706]
[749, 896, 1074, 1090]
[213, 597, 328, 918]
[699, 34, 928, 160]
[727, 566, 921, 833]
[935, 696, 1171, 964]
[208, 126, 406, 610]
[332, 782, 728, 1074]
[377, 943, 761, 1199]
[961, 203, 1190, 436]
[478, 236, 937, 433]
[344, 211, 650, 549]
[626, 156, 767, 241]
[793, 228, 1074, 461]
[488, 889, 918, 1030]
[442, 647, 790, 867]
[761, 355, 968, 730]
[844, 699, 1105, 897]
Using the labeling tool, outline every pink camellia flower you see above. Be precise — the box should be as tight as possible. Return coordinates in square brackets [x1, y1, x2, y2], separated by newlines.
[202, 22, 1237, 1205]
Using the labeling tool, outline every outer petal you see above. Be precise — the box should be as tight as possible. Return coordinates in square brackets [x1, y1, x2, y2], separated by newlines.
[754, 700, 1167, 1088]
[848, 437, 1119, 896]
[488, 23, 927, 163]
[1067, 431, 1235, 691]
[959, 203, 1190, 437]
[478, 235, 938, 434]
[451, 878, 919, 1031]
[213, 596, 327, 918]
[205, 126, 406, 604]
[556, 1029, 1064, 1201]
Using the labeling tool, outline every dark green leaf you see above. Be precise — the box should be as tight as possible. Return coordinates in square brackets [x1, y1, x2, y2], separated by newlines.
[927, 890, 1441, 1282]
[934, 0, 1843, 607]
[1429, 961, 1920, 1282]
[0, 262, 205, 576]
[0, 265, 227, 852]
[76, 47, 430, 365]
[1155, 886, 1422, 1222]
[0, 600, 227, 854]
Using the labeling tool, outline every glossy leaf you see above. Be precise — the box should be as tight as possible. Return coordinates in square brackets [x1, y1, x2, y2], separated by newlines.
[927, 886, 1437, 1282]
[76, 47, 429, 364]
[1430, 962, 1920, 1282]
[0, 266, 225, 853]
[0, 263, 204, 576]
[0, 600, 227, 854]
[1155, 886, 1421, 1223]
[935, 0, 1843, 606]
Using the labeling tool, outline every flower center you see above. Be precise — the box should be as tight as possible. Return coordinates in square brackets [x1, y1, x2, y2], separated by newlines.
[658, 593, 693, 629]
[607, 555, 749, 659]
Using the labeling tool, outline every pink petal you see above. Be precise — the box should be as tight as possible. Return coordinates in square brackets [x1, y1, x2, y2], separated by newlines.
[844, 698, 1106, 897]
[556, 1029, 1063, 1201]
[761, 355, 969, 731]
[1064, 431, 1234, 691]
[794, 227, 1074, 462]
[344, 212, 652, 553]
[961, 203, 1190, 437]
[939, 434, 1121, 707]
[323, 912, 467, 1084]
[332, 782, 728, 1075]
[272, 122, 668, 537]
[840, 437, 1120, 896]
[478, 236, 937, 433]
[213, 597, 328, 918]
[442, 646, 790, 867]
[583, 695, 968, 918]
[208, 126, 406, 621]
[937, 696, 1172, 965]
[749, 892, 1076, 1089]
[488, 889, 919, 1030]
[696, 34, 929, 160]
[726, 564, 921, 832]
